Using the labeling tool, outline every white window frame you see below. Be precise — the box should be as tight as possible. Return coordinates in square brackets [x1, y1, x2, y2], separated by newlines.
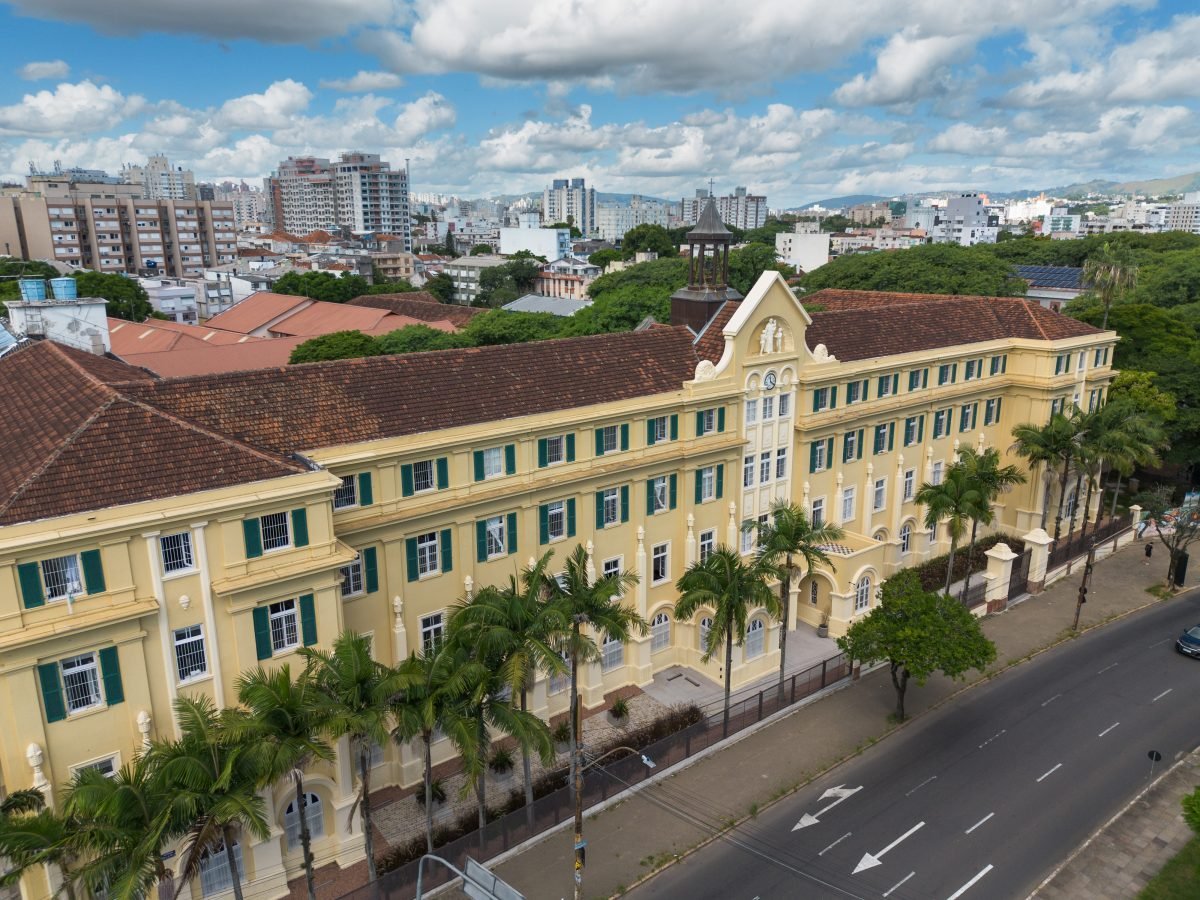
[873, 477, 887, 512]
[340, 555, 364, 598]
[420, 612, 444, 653]
[1077, 351, 1086, 372]
[846, 380, 861, 404]
[743, 454, 755, 488]
[841, 486, 856, 523]
[333, 475, 358, 510]
[651, 477, 669, 514]
[855, 577, 872, 613]
[482, 446, 504, 479]
[745, 618, 765, 659]
[811, 497, 826, 528]
[71, 754, 118, 779]
[761, 396, 775, 419]
[931, 461, 944, 485]
[199, 840, 244, 898]
[601, 634, 623, 672]
[778, 394, 791, 418]
[412, 459, 436, 493]
[651, 542, 670, 585]
[173, 624, 208, 683]
[485, 515, 507, 557]
[284, 793, 324, 850]
[759, 451, 772, 484]
[740, 523, 755, 555]
[700, 616, 713, 652]
[700, 466, 716, 502]
[745, 398, 758, 424]
[877, 376, 893, 398]
[903, 469, 915, 501]
[699, 529, 715, 563]
[41, 553, 83, 601]
[61, 652, 103, 714]
[900, 524, 912, 555]
[546, 500, 566, 540]
[698, 409, 716, 435]
[651, 612, 671, 653]
[545, 435, 565, 465]
[775, 447, 788, 480]
[599, 425, 619, 455]
[269, 599, 300, 653]
[649, 416, 669, 443]
[159, 531, 195, 575]
[813, 440, 828, 472]
[260, 511, 291, 552]
[416, 531, 440, 576]
[814, 387, 830, 411]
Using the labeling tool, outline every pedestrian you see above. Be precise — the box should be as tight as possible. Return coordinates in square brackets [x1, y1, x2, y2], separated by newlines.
[1145, 543, 1153, 566]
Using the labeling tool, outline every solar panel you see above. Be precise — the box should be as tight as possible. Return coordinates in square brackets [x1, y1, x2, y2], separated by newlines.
[1013, 265, 1083, 290]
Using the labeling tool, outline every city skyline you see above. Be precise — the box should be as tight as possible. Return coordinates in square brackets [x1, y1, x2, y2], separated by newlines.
[0, 1, 1197, 206]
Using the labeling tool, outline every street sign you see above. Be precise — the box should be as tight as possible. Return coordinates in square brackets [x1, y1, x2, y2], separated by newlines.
[464, 857, 524, 900]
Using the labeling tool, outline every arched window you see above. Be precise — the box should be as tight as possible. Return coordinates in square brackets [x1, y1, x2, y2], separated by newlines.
[651, 612, 671, 653]
[284, 792, 324, 850]
[809, 581, 819, 605]
[873, 530, 887, 543]
[900, 523, 912, 555]
[699, 616, 713, 652]
[1065, 488, 1078, 518]
[745, 618, 765, 659]
[199, 839, 244, 897]
[855, 577, 872, 613]
[601, 634, 623, 672]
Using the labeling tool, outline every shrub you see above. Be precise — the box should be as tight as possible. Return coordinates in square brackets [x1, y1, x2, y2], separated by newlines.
[609, 697, 631, 721]
[414, 778, 447, 806]
[552, 720, 571, 744]
[489, 747, 515, 774]
[909, 534, 1024, 592]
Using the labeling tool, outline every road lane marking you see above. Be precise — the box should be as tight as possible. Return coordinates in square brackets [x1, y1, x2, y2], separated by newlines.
[1097, 662, 1119, 674]
[818, 832, 851, 856]
[883, 872, 916, 897]
[905, 775, 937, 796]
[1041, 693, 1062, 707]
[1149, 639, 1170, 648]
[1098, 722, 1120, 737]
[792, 785, 863, 830]
[1036, 763, 1063, 783]
[853, 821, 925, 874]
[946, 864, 994, 899]
[978, 729, 1006, 749]
[965, 812, 994, 834]
[1152, 688, 1173, 703]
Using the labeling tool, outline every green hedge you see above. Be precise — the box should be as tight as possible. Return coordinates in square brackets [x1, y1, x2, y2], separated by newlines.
[910, 534, 1025, 592]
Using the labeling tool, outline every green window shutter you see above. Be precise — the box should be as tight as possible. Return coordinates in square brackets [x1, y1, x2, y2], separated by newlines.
[670, 414, 678, 440]
[856, 429, 864, 460]
[38, 663, 65, 723]
[358, 472, 374, 506]
[647, 420, 657, 446]
[620, 423, 629, 451]
[18, 562, 44, 609]
[695, 411, 704, 435]
[405, 538, 418, 583]
[436, 457, 449, 490]
[566, 499, 576, 538]
[299, 594, 318, 647]
[917, 415, 925, 443]
[440, 530, 453, 573]
[646, 480, 656, 516]
[507, 513, 518, 554]
[474, 450, 485, 482]
[243, 518, 262, 559]
[539, 505, 550, 544]
[861, 379, 870, 401]
[477, 520, 489, 562]
[694, 471, 703, 505]
[363, 547, 378, 593]
[291, 508, 309, 548]
[81, 549, 105, 595]
[669, 473, 678, 510]
[401, 463, 415, 496]
[887, 423, 895, 452]
[995, 398, 1002, 421]
[951, 363, 958, 383]
[565, 434, 575, 462]
[620, 486, 629, 523]
[716, 464, 724, 499]
[595, 429, 605, 457]
[812, 391, 821, 413]
[717, 407, 726, 433]
[253, 606, 272, 659]
[504, 444, 516, 475]
[892, 373, 899, 395]
[830, 386, 838, 408]
[825, 437, 834, 463]
[843, 433, 852, 463]
[595, 491, 606, 529]
[809, 442, 818, 473]
[98, 646, 124, 705]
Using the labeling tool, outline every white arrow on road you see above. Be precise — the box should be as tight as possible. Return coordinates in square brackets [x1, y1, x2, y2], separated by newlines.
[853, 821, 925, 874]
[792, 784, 863, 830]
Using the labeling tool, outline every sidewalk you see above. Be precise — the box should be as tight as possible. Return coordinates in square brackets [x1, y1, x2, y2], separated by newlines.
[476, 541, 1180, 900]
[1033, 748, 1200, 899]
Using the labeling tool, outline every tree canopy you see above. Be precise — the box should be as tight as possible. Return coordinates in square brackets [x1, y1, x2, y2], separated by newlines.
[423, 272, 455, 303]
[476, 259, 542, 307]
[799, 243, 1029, 297]
[273, 270, 371, 304]
[73, 271, 154, 321]
[289, 330, 385, 364]
[620, 224, 677, 260]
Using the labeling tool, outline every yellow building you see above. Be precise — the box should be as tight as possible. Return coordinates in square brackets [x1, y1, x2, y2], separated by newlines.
[0, 261, 1114, 897]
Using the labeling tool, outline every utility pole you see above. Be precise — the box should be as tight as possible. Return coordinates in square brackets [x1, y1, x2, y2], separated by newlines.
[1073, 541, 1096, 631]
[573, 692, 585, 900]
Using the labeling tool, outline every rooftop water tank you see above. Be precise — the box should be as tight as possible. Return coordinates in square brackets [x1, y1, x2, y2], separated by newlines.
[18, 278, 46, 301]
[49, 277, 77, 300]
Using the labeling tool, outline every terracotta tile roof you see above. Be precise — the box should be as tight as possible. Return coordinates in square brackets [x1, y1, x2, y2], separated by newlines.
[117, 337, 306, 377]
[120, 318, 254, 345]
[0, 342, 302, 526]
[693, 301, 739, 363]
[264, 303, 395, 337]
[803, 289, 1104, 362]
[348, 293, 482, 327]
[204, 292, 311, 334]
[123, 328, 700, 454]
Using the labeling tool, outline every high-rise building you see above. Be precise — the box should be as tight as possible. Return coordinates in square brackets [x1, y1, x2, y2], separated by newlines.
[266, 153, 411, 250]
[934, 193, 999, 246]
[542, 177, 596, 237]
[681, 186, 768, 230]
[595, 195, 671, 241]
[121, 155, 197, 201]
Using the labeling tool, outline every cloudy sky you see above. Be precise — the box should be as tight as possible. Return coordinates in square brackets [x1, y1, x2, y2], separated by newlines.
[0, 0, 1197, 205]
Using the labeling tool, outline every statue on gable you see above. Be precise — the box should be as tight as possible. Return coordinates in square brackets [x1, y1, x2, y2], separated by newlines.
[759, 318, 777, 354]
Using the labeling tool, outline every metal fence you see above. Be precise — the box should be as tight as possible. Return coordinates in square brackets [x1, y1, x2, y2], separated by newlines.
[1008, 548, 1032, 600]
[337, 651, 849, 900]
[960, 579, 988, 609]
[1047, 513, 1132, 571]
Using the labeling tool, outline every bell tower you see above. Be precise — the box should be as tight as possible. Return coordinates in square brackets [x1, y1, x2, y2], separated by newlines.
[670, 198, 743, 333]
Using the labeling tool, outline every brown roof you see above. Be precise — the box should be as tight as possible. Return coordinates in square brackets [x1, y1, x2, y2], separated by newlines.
[0, 342, 302, 526]
[204, 292, 310, 334]
[693, 301, 739, 363]
[117, 338, 307, 377]
[108, 319, 258, 355]
[123, 328, 700, 455]
[264, 303, 396, 337]
[803, 289, 1104, 362]
[348, 292, 482, 327]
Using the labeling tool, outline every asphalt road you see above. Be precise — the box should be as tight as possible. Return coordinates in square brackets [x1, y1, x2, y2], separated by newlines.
[628, 591, 1200, 900]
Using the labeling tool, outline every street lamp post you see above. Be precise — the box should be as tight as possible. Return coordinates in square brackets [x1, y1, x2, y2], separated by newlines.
[1073, 541, 1096, 631]
[573, 745, 655, 899]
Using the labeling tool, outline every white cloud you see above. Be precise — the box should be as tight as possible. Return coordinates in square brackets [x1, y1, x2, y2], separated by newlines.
[834, 28, 974, 107]
[18, 60, 70, 80]
[928, 123, 1009, 155]
[217, 80, 313, 130]
[0, 81, 144, 136]
[319, 70, 404, 92]
[7, 0, 400, 42]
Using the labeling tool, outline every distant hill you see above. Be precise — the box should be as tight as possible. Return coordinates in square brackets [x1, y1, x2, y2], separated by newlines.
[796, 194, 889, 210]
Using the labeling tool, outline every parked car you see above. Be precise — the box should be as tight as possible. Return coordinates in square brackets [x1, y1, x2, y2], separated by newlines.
[1175, 625, 1200, 658]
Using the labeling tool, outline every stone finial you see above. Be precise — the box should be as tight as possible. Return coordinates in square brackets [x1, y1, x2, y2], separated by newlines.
[137, 710, 153, 748]
[585, 540, 596, 585]
[392, 595, 404, 622]
[464, 575, 474, 601]
[636, 527, 645, 552]
[178, 594, 190, 610]
[26, 743, 48, 792]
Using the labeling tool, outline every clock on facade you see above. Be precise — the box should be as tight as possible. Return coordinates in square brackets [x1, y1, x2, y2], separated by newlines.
[763, 371, 777, 390]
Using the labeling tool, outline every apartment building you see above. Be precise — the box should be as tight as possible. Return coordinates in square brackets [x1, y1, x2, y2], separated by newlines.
[681, 187, 768, 230]
[0, 195, 237, 277]
[933, 193, 999, 246]
[542, 177, 596, 237]
[266, 156, 337, 235]
[0, 213, 1115, 898]
[120, 155, 197, 201]
[595, 195, 671, 242]
[443, 254, 509, 304]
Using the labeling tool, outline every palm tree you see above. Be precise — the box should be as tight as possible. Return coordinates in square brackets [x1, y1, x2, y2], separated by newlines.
[299, 632, 405, 884]
[1091, 402, 1165, 522]
[675, 548, 781, 737]
[0, 798, 81, 900]
[227, 665, 333, 900]
[392, 643, 485, 853]
[447, 554, 566, 819]
[916, 466, 987, 596]
[546, 545, 643, 812]
[1011, 412, 1083, 542]
[1082, 241, 1138, 330]
[954, 447, 1026, 600]
[751, 501, 844, 701]
[149, 697, 271, 900]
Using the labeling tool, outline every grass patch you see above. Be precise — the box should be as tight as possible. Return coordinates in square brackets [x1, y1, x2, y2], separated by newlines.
[1137, 835, 1200, 898]
[1146, 582, 1174, 601]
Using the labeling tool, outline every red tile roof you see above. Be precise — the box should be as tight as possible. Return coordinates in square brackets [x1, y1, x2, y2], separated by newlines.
[693, 301, 739, 363]
[204, 292, 310, 334]
[348, 292, 482, 327]
[117, 338, 306, 377]
[263, 303, 397, 337]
